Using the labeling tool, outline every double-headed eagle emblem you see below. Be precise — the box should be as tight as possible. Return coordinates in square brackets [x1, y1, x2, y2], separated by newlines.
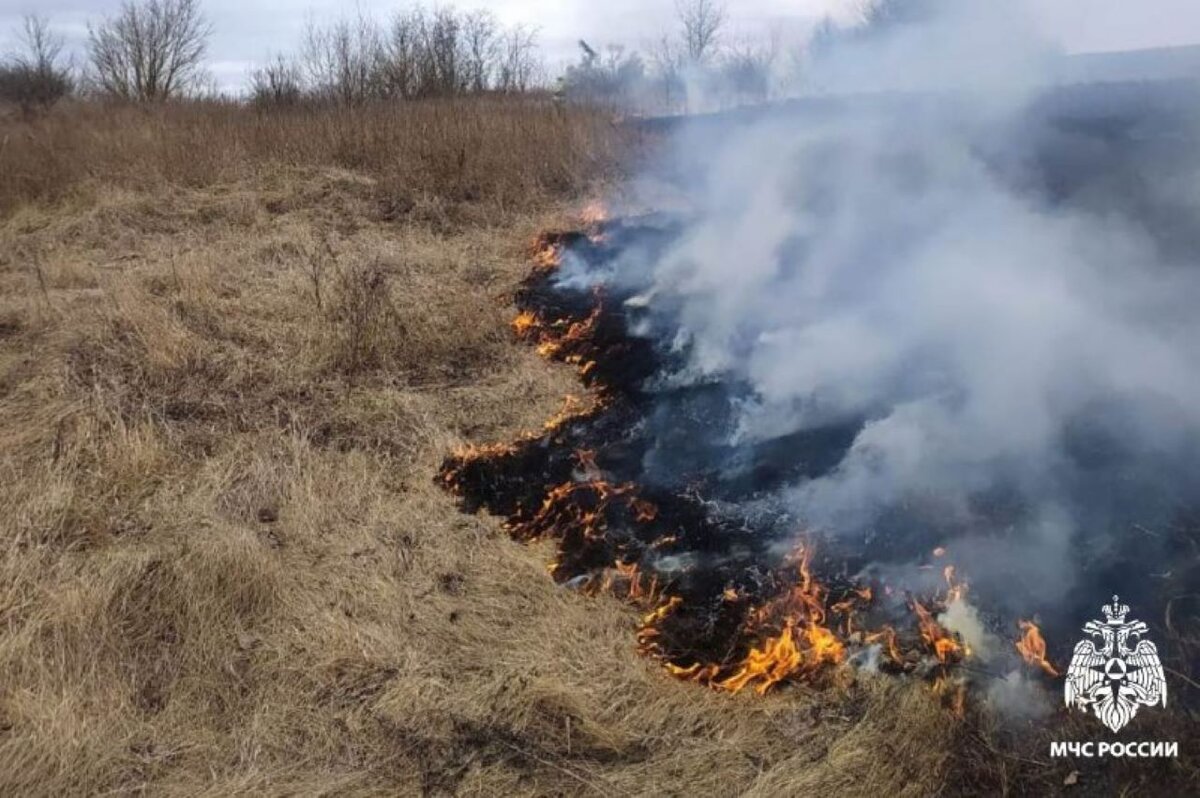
[1064, 595, 1167, 732]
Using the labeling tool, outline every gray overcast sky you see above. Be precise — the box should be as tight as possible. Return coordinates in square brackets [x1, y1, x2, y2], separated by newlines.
[3, 0, 1200, 92]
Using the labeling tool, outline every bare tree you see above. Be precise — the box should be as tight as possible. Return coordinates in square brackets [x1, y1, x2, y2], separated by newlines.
[15, 15, 66, 76]
[248, 7, 543, 103]
[87, 0, 212, 101]
[300, 13, 383, 106]
[718, 36, 777, 106]
[675, 0, 725, 63]
[379, 8, 424, 99]
[497, 24, 539, 93]
[249, 54, 303, 108]
[0, 14, 73, 111]
[650, 34, 685, 112]
[462, 10, 499, 94]
[423, 7, 463, 95]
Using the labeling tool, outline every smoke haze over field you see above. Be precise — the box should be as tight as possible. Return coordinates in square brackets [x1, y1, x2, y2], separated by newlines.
[584, 0, 1200, 625]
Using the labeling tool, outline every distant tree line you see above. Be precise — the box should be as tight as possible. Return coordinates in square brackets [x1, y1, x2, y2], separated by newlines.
[0, 0, 540, 112]
[0, 0, 911, 115]
[1, 0, 211, 110]
[251, 8, 541, 108]
[556, 0, 949, 112]
[560, 0, 789, 113]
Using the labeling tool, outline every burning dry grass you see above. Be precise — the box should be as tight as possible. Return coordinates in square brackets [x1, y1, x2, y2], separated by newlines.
[438, 219, 1200, 794]
[0, 100, 1189, 796]
[442, 231, 981, 702]
[0, 103, 957, 796]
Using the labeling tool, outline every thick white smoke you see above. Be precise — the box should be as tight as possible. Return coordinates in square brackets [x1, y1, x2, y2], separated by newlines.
[609, 1, 1200, 614]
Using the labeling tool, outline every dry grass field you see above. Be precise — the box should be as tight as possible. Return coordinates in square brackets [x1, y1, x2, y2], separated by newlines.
[0, 99, 1182, 796]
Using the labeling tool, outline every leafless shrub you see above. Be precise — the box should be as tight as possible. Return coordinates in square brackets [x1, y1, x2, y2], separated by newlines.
[497, 24, 541, 93]
[857, 0, 941, 30]
[717, 37, 778, 106]
[87, 0, 212, 101]
[291, 7, 540, 103]
[462, 10, 499, 93]
[305, 236, 335, 312]
[0, 15, 73, 113]
[562, 41, 646, 106]
[327, 258, 397, 376]
[249, 54, 303, 109]
[300, 13, 384, 107]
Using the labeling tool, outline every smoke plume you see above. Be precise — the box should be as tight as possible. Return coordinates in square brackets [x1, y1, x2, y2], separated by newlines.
[584, 0, 1200, 628]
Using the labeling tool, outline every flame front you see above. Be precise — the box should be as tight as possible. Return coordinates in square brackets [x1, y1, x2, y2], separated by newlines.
[439, 219, 1011, 707]
[714, 547, 847, 694]
[512, 311, 538, 337]
[531, 237, 562, 273]
[510, 292, 604, 381]
[635, 545, 851, 695]
[1015, 620, 1059, 676]
[912, 599, 966, 664]
[908, 562, 971, 664]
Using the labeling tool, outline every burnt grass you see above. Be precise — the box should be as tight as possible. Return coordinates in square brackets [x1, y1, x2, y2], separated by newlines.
[439, 223, 894, 680]
[439, 219, 1200, 795]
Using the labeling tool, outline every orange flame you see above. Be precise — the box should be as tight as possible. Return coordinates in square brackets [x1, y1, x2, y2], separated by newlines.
[575, 448, 599, 474]
[512, 310, 539, 338]
[636, 545, 849, 694]
[952, 684, 967, 718]
[590, 559, 660, 603]
[713, 546, 846, 694]
[440, 440, 521, 493]
[630, 498, 658, 523]
[717, 622, 804, 694]
[942, 565, 968, 603]
[447, 222, 1023, 702]
[931, 676, 968, 718]
[542, 394, 600, 433]
[531, 240, 562, 273]
[1015, 620, 1059, 677]
[864, 625, 903, 664]
[637, 596, 682, 645]
[912, 599, 964, 664]
[532, 305, 602, 363]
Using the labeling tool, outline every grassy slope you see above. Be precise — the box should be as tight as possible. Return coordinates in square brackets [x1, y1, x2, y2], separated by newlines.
[7, 100, 1177, 796]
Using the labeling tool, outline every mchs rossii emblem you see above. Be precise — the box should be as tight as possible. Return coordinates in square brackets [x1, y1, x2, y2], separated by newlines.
[1065, 596, 1167, 732]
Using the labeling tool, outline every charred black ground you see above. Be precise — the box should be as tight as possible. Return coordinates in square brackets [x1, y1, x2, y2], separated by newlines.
[440, 214, 1199, 708]
[442, 223, 998, 694]
[440, 83, 1200, 708]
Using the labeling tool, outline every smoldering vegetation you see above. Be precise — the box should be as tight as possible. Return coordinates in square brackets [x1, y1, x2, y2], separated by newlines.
[0, 78, 1022, 798]
[558, 2, 1200, 697]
